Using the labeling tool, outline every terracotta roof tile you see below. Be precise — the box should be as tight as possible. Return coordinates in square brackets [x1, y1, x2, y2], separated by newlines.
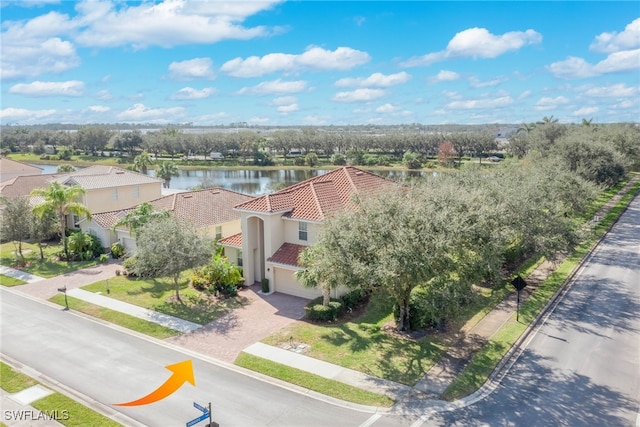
[234, 166, 396, 221]
[0, 173, 59, 199]
[267, 243, 308, 267]
[56, 166, 163, 189]
[0, 158, 42, 175]
[218, 232, 242, 248]
[91, 188, 254, 230]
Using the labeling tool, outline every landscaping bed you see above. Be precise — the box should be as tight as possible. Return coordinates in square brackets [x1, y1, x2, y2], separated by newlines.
[0, 241, 100, 278]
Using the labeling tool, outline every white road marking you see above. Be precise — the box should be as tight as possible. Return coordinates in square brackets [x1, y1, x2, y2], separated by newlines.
[358, 413, 382, 427]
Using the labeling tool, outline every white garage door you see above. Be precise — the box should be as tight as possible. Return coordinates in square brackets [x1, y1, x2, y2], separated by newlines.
[273, 267, 320, 299]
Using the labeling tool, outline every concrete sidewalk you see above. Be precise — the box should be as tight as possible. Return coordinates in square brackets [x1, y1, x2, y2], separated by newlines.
[0, 265, 45, 283]
[1, 387, 64, 427]
[67, 288, 201, 334]
[243, 342, 412, 401]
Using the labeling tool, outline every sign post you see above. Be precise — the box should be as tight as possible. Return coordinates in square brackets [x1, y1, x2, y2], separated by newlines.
[510, 275, 528, 322]
[187, 401, 215, 427]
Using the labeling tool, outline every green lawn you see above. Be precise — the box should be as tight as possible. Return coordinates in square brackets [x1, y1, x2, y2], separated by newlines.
[1, 362, 121, 427]
[0, 274, 26, 287]
[49, 294, 179, 339]
[0, 241, 100, 278]
[262, 295, 446, 386]
[82, 275, 249, 325]
[235, 353, 394, 407]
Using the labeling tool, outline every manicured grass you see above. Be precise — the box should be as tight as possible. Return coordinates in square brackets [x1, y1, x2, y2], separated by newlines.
[442, 178, 640, 401]
[32, 392, 121, 427]
[1, 362, 38, 393]
[49, 295, 179, 339]
[1, 362, 121, 427]
[82, 275, 249, 325]
[0, 274, 26, 287]
[0, 241, 100, 278]
[235, 353, 394, 407]
[263, 295, 446, 386]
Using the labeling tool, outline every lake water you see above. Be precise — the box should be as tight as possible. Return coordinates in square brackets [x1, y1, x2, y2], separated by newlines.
[32, 164, 425, 196]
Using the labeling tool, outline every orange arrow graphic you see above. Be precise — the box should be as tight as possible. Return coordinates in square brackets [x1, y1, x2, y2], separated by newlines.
[113, 360, 195, 407]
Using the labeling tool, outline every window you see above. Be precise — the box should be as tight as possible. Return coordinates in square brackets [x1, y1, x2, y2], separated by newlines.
[133, 185, 140, 199]
[111, 188, 118, 201]
[298, 221, 308, 241]
[215, 225, 222, 240]
[237, 250, 243, 267]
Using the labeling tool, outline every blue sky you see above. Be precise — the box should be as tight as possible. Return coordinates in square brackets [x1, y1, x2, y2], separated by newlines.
[1, 1, 638, 126]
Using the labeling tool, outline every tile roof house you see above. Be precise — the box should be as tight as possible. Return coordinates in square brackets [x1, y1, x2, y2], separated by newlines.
[0, 158, 43, 182]
[1, 165, 164, 231]
[221, 166, 397, 299]
[83, 188, 254, 251]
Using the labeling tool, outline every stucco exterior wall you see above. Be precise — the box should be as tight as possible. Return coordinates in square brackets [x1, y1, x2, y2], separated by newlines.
[82, 183, 161, 213]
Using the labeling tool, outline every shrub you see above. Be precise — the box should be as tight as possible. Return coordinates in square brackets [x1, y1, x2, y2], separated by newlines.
[339, 288, 368, 311]
[305, 152, 319, 167]
[377, 155, 392, 166]
[99, 254, 109, 263]
[293, 157, 305, 166]
[261, 278, 270, 293]
[331, 153, 347, 166]
[110, 242, 125, 259]
[402, 151, 422, 169]
[190, 272, 209, 292]
[305, 297, 344, 321]
[89, 235, 104, 257]
[123, 256, 140, 276]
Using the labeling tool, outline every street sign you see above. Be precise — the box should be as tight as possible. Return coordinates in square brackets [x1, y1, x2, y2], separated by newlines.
[186, 412, 209, 427]
[511, 275, 527, 291]
[193, 402, 208, 414]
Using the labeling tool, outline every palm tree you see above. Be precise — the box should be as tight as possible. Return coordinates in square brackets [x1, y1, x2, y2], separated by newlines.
[581, 118, 593, 126]
[133, 150, 153, 175]
[537, 115, 559, 125]
[156, 161, 179, 188]
[113, 202, 170, 237]
[31, 182, 91, 260]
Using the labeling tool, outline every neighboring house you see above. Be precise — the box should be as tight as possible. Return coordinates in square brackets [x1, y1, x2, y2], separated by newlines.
[222, 166, 397, 299]
[84, 188, 254, 251]
[1, 165, 164, 231]
[0, 158, 43, 182]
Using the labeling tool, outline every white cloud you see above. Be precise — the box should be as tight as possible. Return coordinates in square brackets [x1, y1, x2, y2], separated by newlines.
[433, 70, 460, 82]
[334, 72, 411, 88]
[94, 89, 113, 101]
[535, 96, 570, 111]
[168, 58, 215, 80]
[446, 96, 513, 109]
[590, 18, 640, 53]
[442, 90, 463, 100]
[73, 0, 283, 49]
[88, 105, 111, 113]
[303, 115, 328, 125]
[331, 88, 386, 103]
[548, 49, 640, 79]
[273, 96, 297, 106]
[277, 104, 299, 113]
[572, 107, 599, 116]
[9, 80, 85, 96]
[402, 27, 541, 66]
[249, 117, 271, 124]
[221, 46, 370, 78]
[237, 79, 307, 95]
[469, 75, 508, 88]
[116, 103, 186, 122]
[518, 90, 532, 100]
[375, 104, 399, 113]
[0, 107, 57, 122]
[582, 83, 639, 98]
[170, 87, 216, 100]
[1, 36, 80, 80]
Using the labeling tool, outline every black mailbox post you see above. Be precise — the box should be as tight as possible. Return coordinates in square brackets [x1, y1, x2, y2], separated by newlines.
[57, 286, 69, 310]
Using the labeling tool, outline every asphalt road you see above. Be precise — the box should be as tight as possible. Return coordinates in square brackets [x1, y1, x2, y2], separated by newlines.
[1, 288, 403, 427]
[427, 195, 640, 426]
[2, 195, 638, 427]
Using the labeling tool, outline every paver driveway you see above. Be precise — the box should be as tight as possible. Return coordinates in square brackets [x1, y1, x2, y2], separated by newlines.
[166, 284, 308, 362]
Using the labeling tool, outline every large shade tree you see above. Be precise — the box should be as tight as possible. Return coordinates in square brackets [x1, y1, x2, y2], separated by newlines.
[130, 216, 213, 302]
[0, 196, 33, 261]
[31, 182, 91, 260]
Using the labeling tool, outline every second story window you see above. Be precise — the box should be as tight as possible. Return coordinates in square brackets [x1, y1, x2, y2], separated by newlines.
[215, 225, 222, 240]
[298, 221, 308, 241]
[237, 250, 243, 267]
